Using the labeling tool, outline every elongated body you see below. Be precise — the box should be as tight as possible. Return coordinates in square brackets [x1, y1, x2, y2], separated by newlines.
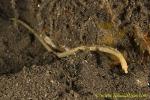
[11, 18, 128, 73]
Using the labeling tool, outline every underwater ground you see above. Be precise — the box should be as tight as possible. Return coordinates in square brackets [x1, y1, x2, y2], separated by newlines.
[0, 0, 150, 99]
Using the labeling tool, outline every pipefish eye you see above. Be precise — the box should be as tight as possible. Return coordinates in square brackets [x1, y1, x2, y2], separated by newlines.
[148, 82, 150, 88]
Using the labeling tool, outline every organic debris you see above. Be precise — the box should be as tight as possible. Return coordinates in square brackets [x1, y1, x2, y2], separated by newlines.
[133, 24, 150, 54]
